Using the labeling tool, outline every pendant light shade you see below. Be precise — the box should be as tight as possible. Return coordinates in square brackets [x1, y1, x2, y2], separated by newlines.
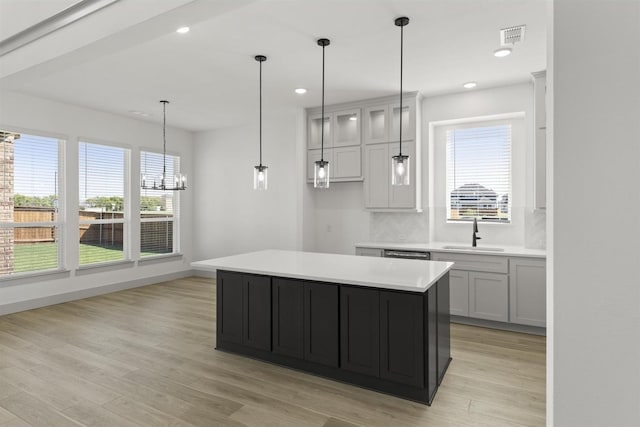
[314, 38, 331, 189]
[391, 17, 410, 187]
[141, 100, 187, 191]
[253, 55, 268, 190]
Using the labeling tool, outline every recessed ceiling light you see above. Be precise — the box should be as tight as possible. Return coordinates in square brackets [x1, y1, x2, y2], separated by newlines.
[176, 26, 190, 34]
[463, 81, 477, 89]
[129, 110, 149, 117]
[494, 47, 512, 57]
[295, 88, 307, 94]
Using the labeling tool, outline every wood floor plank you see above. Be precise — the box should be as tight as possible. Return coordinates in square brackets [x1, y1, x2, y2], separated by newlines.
[62, 401, 139, 427]
[0, 367, 89, 411]
[0, 393, 83, 427]
[0, 277, 546, 427]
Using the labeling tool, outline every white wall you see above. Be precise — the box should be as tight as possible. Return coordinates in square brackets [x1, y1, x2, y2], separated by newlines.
[312, 182, 370, 255]
[551, 1, 640, 426]
[422, 83, 544, 247]
[0, 90, 194, 313]
[192, 112, 299, 260]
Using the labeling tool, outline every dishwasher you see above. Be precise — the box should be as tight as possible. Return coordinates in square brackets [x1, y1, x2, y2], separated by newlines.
[382, 249, 430, 260]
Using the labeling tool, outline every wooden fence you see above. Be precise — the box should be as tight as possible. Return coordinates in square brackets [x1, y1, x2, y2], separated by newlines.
[12, 208, 173, 248]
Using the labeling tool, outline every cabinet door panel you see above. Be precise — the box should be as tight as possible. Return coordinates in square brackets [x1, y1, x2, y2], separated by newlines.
[272, 278, 304, 358]
[333, 109, 361, 147]
[389, 101, 416, 142]
[388, 141, 416, 208]
[510, 259, 546, 327]
[468, 272, 509, 322]
[340, 287, 380, 377]
[308, 113, 332, 149]
[449, 270, 469, 317]
[217, 271, 244, 345]
[243, 275, 271, 350]
[304, 282, 339, 367]
[380, 291, 424, 387]
[364, 143, 389, 208]
[437, 274, 451, 384]
[364, 105, 389, 144]
[333, 146, 362, 179]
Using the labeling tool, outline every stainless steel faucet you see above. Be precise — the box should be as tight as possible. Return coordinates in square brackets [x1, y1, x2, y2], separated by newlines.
[472, 217, 481, 247]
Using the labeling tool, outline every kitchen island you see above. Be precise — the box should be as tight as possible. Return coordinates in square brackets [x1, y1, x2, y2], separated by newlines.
[192, 249, 454, 404]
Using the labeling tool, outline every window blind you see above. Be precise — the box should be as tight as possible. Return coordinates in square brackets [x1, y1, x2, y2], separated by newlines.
[140, 151, 179, 256]
[78, 142, 127, 265]
[446, 124, 511, 223]
[1, 133, 61, 275]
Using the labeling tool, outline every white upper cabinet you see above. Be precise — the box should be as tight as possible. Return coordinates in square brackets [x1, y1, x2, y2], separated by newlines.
[333, 109, 361, 147]
[364, 105, 390, 144]
[307, 113, 332, 150]
[389, 100, 416, 142]
[532, 70, 546, 209]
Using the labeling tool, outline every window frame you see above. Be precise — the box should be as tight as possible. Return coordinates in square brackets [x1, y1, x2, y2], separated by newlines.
[78, 139, 131, 266]
[0, 128, 67, 279]
[445, 122, 513, 224]
[139, 148, 181, 259]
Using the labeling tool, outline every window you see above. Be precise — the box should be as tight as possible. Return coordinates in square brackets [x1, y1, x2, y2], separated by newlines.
[446, 124, 511, 223]
[140, 151, 180, 257]
[79, 142, 128, 265]
[1, 131, 63, 276]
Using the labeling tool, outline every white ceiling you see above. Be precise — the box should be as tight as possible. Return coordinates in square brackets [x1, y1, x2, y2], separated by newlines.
[0, 0, 546, 132]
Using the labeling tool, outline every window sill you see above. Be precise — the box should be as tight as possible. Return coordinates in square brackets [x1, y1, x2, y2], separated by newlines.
[75, 260, 135, 275]
[0, 269, 72, 287]
[137, 253, 184, 265]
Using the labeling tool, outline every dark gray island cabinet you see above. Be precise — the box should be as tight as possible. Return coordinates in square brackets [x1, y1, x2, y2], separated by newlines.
[199, 250, 453, 405]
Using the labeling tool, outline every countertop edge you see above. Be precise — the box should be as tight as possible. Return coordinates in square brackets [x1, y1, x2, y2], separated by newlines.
[355, 242, 546, 258]
[191, 258, 454, 293]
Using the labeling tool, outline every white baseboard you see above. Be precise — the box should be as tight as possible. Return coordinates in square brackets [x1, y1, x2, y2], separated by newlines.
[192, 269, 216, 279]
[451, 315, 546, 336]
[0, 270, 194, 316]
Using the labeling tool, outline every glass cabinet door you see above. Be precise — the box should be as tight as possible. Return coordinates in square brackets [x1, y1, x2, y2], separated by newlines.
[364, 105, 389, 144]
[308, 113, 332, 149]
[389, 101, 416, 142]
[333, 109, 361, 147]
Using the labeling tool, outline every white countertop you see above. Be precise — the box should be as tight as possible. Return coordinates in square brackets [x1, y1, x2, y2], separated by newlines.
[191, 249, 454, 293]
[355, 242, 546, 258]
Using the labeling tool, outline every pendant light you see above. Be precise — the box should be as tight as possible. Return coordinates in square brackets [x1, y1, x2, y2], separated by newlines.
[253, 55, 268, 190]
[313, 38, 330, 189]
[141, 100, 187, 191]
[391, 17, 410, 186]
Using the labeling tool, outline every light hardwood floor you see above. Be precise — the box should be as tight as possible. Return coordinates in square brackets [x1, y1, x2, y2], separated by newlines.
[0, 277, 546, 427]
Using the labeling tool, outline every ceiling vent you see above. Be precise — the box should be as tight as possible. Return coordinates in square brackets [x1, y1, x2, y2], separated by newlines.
[500, 25, 526, 46]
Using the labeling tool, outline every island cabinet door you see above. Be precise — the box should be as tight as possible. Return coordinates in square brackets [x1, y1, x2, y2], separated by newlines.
[304, 282, 339, 367]
[272, 278, 304, 358]
[217, 271, 244, 345]
[340, 286, 380, 377]
[379, 291, 424, 387]
[242, 275, 272, 351]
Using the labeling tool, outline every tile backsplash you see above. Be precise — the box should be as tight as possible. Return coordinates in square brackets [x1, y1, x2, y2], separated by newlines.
[370, 209, 546, 249]
[370, 212, 428, 243]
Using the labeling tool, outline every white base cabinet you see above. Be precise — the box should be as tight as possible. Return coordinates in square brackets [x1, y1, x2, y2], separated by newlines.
[468, 272, 509, 322]
[448, 270, 470, 317]
[510, 258, 546, 327]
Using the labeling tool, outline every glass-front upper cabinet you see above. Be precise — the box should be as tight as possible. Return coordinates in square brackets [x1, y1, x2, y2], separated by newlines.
[308, 113, 332, 149]
[389, 101, 416, 142]
[364, 105, 389, 144]
[333, 108, 361, 147]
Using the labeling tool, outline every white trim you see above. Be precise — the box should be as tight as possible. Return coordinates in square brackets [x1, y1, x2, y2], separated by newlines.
[137, 252, 183, 264]
[0, 268, 71, 287]
[76, 259, 134, 273]
[0, 269, 191, 316]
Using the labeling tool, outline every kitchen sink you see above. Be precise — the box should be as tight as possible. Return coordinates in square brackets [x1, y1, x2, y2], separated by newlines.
[441, 245, 505, 252]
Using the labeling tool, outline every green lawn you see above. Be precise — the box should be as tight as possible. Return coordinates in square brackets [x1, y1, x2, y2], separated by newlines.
[14, 242, 123, 273]
[13, 242, 170, 273]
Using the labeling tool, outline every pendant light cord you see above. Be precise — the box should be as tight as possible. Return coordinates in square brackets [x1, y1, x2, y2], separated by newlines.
[259, 59, 263, 167]
[321, 42, 325, 162]
[399, 22, 404, 156]
[162, 100, 167, 183]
